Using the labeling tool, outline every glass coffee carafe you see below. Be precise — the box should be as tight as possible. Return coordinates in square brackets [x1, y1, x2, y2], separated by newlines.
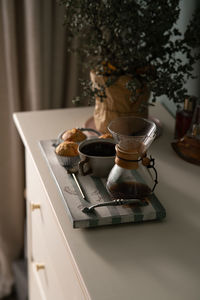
[106, 116, 157, 202]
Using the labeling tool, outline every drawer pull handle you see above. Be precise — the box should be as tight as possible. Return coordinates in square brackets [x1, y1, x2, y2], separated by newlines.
[36, 263, 45, 271]
[31, 203, 41, 211]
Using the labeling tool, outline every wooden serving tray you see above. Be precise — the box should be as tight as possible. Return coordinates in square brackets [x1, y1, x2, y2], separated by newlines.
[39, 140, 166, 228]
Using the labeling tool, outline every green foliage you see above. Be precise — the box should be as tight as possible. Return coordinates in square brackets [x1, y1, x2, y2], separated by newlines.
[60, 0, 200, 105]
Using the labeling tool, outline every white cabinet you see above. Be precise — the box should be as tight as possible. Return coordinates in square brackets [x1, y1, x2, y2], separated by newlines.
[26, 150, 87, 300]
[14, 104, 200, 300]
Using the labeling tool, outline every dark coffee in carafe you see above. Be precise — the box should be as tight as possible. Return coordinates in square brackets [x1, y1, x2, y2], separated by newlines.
[108, 181, 151, 199]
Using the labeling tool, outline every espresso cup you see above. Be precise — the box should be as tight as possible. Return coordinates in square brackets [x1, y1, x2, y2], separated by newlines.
[78, 138, 116, 178]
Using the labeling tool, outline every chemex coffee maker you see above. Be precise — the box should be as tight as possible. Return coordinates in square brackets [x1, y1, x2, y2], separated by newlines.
[106, 116, 158, 205]
[82, 116, 159, 213]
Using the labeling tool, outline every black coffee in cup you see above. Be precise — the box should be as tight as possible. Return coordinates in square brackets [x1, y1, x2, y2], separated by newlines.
[78, 138, 116, 177]
[81, 141, 116, 157]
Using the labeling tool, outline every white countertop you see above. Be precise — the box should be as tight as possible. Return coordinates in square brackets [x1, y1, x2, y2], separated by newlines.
[14, 103, 200, 300]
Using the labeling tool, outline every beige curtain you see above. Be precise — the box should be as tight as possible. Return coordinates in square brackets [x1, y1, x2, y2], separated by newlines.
[0, 0, 83, 297]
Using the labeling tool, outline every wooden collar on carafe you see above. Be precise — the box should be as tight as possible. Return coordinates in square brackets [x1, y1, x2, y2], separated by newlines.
[115, 145, 141, 170]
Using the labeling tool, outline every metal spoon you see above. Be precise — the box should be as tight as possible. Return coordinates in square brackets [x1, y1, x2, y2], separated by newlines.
[82, 198, 148, 213]
[66, 167, 87, 200]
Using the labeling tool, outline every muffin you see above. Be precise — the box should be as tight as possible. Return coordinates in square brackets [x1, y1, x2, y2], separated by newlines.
[62, 128, 87, 143]
[98, 133, 113, 139]
[55, 141, 80, 167]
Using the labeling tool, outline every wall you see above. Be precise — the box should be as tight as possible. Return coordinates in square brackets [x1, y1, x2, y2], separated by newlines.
[160, 0, 199, 116]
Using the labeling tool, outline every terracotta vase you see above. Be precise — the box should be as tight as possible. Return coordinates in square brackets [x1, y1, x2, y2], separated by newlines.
[90, 71, 150, 133]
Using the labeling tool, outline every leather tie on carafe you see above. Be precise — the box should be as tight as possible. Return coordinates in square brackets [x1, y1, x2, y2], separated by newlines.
[115, 145, 140, 169]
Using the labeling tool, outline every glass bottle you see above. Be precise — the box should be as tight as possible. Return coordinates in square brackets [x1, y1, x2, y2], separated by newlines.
[174, 97, 196, 139]
[172, 101, 200, 165]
